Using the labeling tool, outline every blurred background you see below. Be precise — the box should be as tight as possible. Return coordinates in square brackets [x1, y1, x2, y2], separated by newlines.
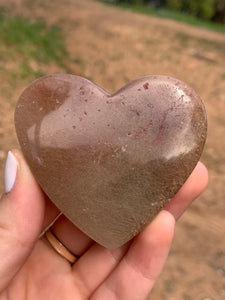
[0, 0, 224, 298]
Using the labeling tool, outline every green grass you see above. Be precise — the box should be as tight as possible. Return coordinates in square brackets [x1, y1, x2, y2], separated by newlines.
[102, 1, 225, 33]
[19, 61, 45, 79]
[0, 9, 69, 80]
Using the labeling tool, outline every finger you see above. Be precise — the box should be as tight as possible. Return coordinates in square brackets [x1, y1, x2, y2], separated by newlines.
[72, 241, 130, 297]
[51, 215, 94, 257]
[0, 150, 46, 291]
[91, 210, 175, 300]
[165, 161, 208, 220]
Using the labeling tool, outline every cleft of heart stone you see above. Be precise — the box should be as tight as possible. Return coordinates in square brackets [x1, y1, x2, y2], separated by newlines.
[14, 74, 207, 249]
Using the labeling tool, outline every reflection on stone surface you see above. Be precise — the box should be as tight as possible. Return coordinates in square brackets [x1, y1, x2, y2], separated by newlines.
[15, 74, 207, 249]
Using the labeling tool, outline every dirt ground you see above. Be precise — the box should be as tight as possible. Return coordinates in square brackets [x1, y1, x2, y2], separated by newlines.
[0, 0, 225, 299]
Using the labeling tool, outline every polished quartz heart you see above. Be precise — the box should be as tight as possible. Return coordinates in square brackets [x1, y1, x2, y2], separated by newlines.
[15, 74, 207, 248]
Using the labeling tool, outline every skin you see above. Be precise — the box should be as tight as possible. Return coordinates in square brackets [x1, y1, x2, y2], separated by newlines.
[0, 149, 208, 300]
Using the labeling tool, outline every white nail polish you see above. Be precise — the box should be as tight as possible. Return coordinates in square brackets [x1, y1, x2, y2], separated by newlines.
[4, 151, 18, 193]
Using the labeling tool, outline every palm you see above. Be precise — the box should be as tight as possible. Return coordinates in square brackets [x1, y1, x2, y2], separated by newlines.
[10, 240, 86, 300]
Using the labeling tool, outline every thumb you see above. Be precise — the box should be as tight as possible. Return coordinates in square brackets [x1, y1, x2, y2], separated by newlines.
[0, 149, 45, 291]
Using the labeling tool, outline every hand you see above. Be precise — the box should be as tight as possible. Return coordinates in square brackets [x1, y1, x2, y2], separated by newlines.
[0, 149, 208, 300]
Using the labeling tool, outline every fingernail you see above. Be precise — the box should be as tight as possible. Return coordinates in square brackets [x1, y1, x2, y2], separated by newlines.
[4, 151, 18, 193]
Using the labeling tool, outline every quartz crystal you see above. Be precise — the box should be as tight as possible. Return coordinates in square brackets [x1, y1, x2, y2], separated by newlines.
[15, 74, 207, 248]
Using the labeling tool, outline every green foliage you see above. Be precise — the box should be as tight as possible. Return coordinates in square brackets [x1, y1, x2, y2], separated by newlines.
[214, 0, 225, 23]
[104, 0, 225, 32]
[184, 0, 199, 15]
[0, 14, 67, 66]
[167, 0, 183, 11]
[0, 10, 69, 80]
[116, 0, 145, 4]
[181, 0, 216, 20]
[109, 0, 225, 23]
[200, 0, 215, 20]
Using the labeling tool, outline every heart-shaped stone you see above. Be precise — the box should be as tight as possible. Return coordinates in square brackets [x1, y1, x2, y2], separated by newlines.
[15, 74, 207, 249]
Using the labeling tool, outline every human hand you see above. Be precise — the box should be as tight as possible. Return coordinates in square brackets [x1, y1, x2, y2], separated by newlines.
[0, 149, 208, 300]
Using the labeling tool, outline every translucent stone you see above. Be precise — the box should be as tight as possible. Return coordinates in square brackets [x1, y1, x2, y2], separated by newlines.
[15, 74, 207, 249]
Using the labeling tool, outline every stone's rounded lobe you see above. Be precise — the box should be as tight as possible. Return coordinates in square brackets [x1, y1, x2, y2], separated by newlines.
[14, 74, 207, 249]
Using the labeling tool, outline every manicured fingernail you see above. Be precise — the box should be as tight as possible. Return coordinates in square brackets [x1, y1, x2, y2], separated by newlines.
[4, 151, 18, 193]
